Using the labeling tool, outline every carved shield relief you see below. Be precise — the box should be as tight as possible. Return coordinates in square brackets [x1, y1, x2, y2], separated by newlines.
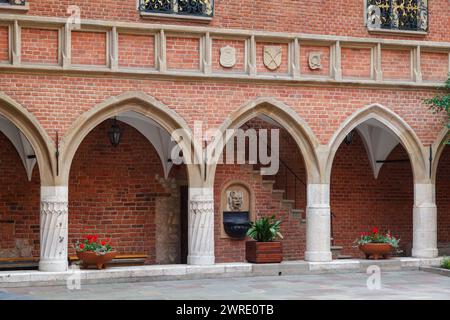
[220, 45, 236, 68]
[263, 46, 282, 70]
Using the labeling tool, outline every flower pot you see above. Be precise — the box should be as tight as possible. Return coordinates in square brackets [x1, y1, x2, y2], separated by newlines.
[76, 251, 117, 269]
[359, 243, 392, 260]
[245, 241, 282, 263]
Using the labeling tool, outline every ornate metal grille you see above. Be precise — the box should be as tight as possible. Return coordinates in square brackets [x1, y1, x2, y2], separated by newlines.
[139, 0, 214, 18]
[367, 0, 428, 31]
[0, 0, 26, 4]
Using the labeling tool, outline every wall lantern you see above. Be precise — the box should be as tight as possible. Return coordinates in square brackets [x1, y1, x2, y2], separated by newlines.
[108, 117, 122, 147]
[344, 130, 354, 145]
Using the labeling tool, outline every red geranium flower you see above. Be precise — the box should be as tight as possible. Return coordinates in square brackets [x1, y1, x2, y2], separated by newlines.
[80, 243, 85, 249]
[101, 241, 106, 246]
[372, 227, 379, 234]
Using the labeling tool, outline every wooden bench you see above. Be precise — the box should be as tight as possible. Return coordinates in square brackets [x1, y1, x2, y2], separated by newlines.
[0, 257, 39, 270]
[68, 254, 148, 267]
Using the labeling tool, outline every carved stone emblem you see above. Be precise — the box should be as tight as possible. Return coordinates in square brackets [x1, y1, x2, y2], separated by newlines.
[263, 46, 282, 70]
[219, 45, 236, 68]
[308, 52, 322, 70]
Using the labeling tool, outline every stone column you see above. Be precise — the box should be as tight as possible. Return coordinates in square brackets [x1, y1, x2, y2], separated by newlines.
[187, 188, 215, 265]
[305, 184, 332, 262]
[412, 183, 438, 258]
[39, 186, 69, 272]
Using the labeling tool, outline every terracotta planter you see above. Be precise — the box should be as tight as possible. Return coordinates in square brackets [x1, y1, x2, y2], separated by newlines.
[359, 243, 392, 260]
[245, 241, 283, 263]
[76, 251, 117, 269]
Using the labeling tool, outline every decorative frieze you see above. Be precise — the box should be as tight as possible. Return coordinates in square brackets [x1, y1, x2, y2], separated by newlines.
[0, 14, 449, 87]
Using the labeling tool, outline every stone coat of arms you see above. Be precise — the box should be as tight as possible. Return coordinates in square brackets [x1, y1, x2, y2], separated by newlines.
[220, 46, 236, 68]
[263, 46, 282, 70]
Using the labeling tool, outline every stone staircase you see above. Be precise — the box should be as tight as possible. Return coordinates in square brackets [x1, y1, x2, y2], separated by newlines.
[245, 165, 306, 224]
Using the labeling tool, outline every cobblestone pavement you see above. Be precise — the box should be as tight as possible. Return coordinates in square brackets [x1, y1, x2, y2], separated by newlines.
[0, 271, 449, 300]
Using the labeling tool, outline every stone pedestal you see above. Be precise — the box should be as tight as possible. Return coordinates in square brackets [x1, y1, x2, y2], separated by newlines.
[187, 188, 215, 265]
[305, 184, 332, 262]
[412, 183, 438, 258]
[39, 186, 68, 272]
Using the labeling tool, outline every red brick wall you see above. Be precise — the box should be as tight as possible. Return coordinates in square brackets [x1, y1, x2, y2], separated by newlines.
[166, 36, 200, 71]
[331, 132, 413, 257]
[341, 47, 372, 79]
[214, 163, 306, 262]
[421, 51, 450, 82]
[71, 31, 107, 66]
[23, 0, 450, 42]
[0, 73, 444, 147]
[0, 26, 9, 63]
[118, 33, 155, 69]
[381, 49, 412, 81]
[437, 145, 450, 243]
[68, 120, 171, 262]
[0, 132, 40, 258]
[21, 28, 59, 65]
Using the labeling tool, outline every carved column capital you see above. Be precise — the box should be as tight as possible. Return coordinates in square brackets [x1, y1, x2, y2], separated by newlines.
[190, 195, 214, 215]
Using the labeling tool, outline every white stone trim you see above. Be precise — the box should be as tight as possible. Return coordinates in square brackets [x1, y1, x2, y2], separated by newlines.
[412, 183, 438, 259]
[305, 184, 332, 262]
[39, 186, 69, 272]
[187, 188, 215, 265]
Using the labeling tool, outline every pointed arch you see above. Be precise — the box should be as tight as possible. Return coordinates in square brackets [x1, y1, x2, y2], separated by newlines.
[431, 127, 449, 183]
[325, 103, 428, 184]
[0, 92, 55, 185]
[58, 91, 203, 186]
[207, 97, 321, 185]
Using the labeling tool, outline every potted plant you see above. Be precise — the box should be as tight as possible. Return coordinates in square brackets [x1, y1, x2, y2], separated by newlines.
[245, 215, 283, 263]
[355, 227, 400, 260]
[75, 235, 116, 269]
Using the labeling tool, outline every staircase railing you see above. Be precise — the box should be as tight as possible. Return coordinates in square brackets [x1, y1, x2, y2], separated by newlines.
[241, 123, 307, 214]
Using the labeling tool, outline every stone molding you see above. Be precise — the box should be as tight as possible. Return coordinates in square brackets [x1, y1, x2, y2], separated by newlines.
[0, 13, 448, 88]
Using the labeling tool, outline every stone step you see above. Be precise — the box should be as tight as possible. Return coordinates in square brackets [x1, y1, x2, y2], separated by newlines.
[337, 255, 353, 259]
[271, 189, 285, 199]
[280, 199, 295, 208]
[261, 180, 276, 190]
[290, 208, 304, 216]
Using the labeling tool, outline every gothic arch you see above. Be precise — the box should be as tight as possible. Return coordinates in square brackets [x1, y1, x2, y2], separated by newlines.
[325, 103, 428, 184]
[207, 97, 321, 185]
[0, 92, 55, 185]
[432, 127, 449, 183]
[58, 91, 203, 186]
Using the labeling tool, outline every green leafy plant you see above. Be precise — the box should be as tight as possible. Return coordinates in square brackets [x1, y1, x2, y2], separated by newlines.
[354, 227, 400, 249]
[246, 215, 283, 242]
[441, 256, 450, 270]
[424, 75, 450, 144]
[75, 234, 114, 256]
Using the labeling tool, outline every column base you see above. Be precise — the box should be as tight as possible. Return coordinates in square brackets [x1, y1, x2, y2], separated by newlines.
[187, 255, 215, 265]
[39, 259, 68, 272]
[412, 248, 439, 259]
[304, 250, 332, 262]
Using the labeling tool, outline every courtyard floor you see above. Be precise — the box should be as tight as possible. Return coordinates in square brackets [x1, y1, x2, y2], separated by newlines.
[0, 270, 449, 300]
